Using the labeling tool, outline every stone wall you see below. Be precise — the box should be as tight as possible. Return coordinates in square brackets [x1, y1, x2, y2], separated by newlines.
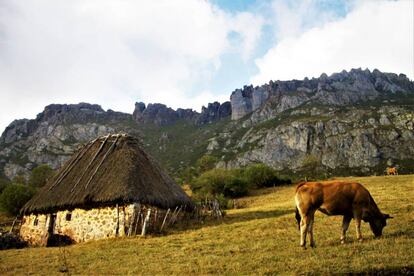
[20, 204, 136, 245]
[53, 204, 135, 243]
[20, 203, 184, 246]
[19, 213, 49, 246]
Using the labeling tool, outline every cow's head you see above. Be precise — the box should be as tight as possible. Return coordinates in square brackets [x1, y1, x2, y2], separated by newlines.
[368, 213, 393, 237]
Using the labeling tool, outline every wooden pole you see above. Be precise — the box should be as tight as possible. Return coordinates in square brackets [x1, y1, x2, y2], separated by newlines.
[71, 134, 110, 192]
[168, 206, 179, 225]
[49, 140, 96, 191]
[141, 209, 151, 236]
[154, 209, 158, 226]
[170, 206, 182, 225]
[127, 213, 134, 237]
[9, 216, 18, 234]
[84, 135, 119, 189]
[160, 208, 171, 232]
[134, 207, 142, 236]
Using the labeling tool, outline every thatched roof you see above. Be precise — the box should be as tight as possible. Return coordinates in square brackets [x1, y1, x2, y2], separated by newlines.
[22, 134, 194, 214]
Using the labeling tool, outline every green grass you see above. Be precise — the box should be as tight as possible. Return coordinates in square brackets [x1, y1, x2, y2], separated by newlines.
[1, 175, 413, 275]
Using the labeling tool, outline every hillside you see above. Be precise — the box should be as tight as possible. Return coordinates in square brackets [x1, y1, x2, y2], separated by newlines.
[1, 68, 414, 180]
[1, 175, 413, 274]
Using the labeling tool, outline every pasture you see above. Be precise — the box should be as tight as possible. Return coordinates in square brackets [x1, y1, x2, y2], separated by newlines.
[0, 174, 413, 275]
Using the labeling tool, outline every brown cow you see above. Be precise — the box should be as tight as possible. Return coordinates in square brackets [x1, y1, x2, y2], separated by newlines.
[295, 181, 392, 249]
[386, 167, 398, 175]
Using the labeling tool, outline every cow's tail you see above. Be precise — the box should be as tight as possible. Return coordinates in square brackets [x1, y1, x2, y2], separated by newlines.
[295, 206, 301, 231]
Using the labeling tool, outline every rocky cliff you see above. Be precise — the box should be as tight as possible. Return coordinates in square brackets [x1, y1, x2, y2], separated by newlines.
[132, 101, 231, 126]
[1, 68, 413, 180]
[211, 104, 414, 175]
[0, 103, 140, 179]
[230, 68, 413, 121]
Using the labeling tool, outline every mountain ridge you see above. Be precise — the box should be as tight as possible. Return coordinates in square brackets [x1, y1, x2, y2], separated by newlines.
[1, 68, 413, 180]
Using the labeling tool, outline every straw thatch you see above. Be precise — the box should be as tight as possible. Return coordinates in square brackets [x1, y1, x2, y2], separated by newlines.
[21, 134, 194, 214]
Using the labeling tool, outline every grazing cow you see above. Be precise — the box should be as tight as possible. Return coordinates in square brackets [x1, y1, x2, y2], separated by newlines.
[386, 167, 398, 176]
[295, 181, 392, 249]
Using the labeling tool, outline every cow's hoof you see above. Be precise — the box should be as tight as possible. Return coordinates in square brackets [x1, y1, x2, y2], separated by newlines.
[358, 239, 363, 243]
[310, 243, 316, 248]
[301, 245, 307, 250]
[341, 240, 345, 244]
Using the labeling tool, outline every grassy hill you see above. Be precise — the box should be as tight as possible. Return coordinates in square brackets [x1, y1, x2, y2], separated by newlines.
[1, 175, 413, 274]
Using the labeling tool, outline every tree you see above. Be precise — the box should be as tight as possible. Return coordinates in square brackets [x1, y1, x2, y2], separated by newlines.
[243, 164, 279, 188]
[190, 169, 248, 199]
[196, 155, 218, 174]
[29, 164, 55, 188]
[0, 184, 36, 216]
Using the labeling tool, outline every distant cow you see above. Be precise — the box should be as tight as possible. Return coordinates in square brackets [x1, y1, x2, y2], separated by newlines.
[295, 181, 392, 249]
[386, 167, 398, 175]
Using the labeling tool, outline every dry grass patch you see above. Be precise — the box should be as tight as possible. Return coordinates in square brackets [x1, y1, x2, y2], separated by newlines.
[0, 175, 413, 275]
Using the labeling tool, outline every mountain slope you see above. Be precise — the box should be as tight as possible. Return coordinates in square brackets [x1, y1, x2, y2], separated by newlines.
[1, 68, 413, 179]
[0, 103, 140, 179]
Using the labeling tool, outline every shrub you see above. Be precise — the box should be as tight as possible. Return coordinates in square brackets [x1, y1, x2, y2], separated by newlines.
[223, 177, 249, 198]
[0, 184, 36, 216]
[0, 178, 10, 194]
[29, 164, 55, 188]
[190, 169, 248, 199]
[243, 164, 281, 188]
[196, 155, 218, 174]
[179, 166, 198, 184]
[301, 154, 325, 180]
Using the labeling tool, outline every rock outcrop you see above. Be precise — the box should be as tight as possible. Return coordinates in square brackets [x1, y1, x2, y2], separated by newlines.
[0, 103, 139, 179]
[196, 101, 231, 125]
[214, 105, 414, 175]
[132, 101, 231, 126]
[132, 102, 191, 125]
[230, 68, 414, 120]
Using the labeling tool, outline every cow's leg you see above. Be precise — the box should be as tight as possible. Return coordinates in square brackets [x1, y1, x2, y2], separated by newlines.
[299, 214, 310, 249]
[308, 211, 316, 248]
[340, 216, 352, 244]
[300, 216, 307, 248]
[355, 217, 363, 241]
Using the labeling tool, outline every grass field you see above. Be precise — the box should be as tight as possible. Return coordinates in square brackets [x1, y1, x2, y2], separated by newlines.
[1, 175, 413, 275]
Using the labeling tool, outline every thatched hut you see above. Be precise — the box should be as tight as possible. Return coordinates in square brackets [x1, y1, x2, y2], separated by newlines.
[20, 134, 194, 246]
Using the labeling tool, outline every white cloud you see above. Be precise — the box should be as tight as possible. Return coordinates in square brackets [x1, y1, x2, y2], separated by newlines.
[252, 0, 413, 84]
[228, 12, 265, 61]
[0, 0, 263, 133]
[270, 0, 346, 39]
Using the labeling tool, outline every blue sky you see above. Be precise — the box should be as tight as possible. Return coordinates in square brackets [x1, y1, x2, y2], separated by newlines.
[0, 0, 412, 133]
[201, 0, 353, 96]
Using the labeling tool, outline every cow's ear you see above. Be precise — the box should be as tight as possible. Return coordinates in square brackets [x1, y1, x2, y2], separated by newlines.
[384, 214, 393, 219]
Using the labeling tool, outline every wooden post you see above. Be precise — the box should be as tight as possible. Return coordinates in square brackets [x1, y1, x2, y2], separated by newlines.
[170, 206, 182, 225]
[169, 206, 179, 225]
[127, 214, 134, 237]
[9, 216, 18, 234]
[134, 207, 142, 236]
[160, 208, 171, 232]
[154, 209, 158, 226]
[141, 209, 151, 236]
